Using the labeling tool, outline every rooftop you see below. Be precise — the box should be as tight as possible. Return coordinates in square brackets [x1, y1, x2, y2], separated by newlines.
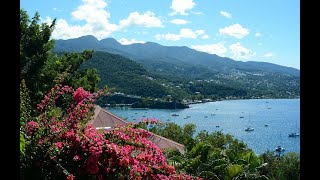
[89, 105, 185, 154]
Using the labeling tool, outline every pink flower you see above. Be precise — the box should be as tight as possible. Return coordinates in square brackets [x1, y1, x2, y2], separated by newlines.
[120, 157, 130, 167]
[72, 87, 91, 103]
[73, 154, 81, 162]
[66, 174, 75, 180]
[26, 121, 39, 136]
[55, 142, 63, 150]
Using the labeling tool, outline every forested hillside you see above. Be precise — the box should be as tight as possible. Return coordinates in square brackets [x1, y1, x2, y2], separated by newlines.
[54, 36, 300, 101]
[79, 51, 168, 98]
[74, 51, 299, 101]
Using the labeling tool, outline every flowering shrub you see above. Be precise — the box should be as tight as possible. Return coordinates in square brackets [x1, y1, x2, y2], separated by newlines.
[21, 85, 201, 180]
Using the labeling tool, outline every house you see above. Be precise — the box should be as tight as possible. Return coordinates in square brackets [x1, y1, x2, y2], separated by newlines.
[88, 105, 185, 154]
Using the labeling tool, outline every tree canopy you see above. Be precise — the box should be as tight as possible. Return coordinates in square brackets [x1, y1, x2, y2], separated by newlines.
[20, 9, 100, 110]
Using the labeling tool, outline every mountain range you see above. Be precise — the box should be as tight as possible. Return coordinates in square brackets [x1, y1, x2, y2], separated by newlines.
[53, 35, 300, 100]
[54, 35, 299, 78]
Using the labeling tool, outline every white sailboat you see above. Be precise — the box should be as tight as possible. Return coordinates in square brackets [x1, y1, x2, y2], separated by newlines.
[171, 101, 179, 116]
[275, 132, 285, 157]
[288, 119, 299, 137]
[244, 113, 254, 132]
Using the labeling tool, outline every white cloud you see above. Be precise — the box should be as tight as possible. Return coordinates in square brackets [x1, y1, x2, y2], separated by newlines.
[118, 38, 145, 45]
[155, 28, 208, 41]
[119, 11, 163, 28]
[201, 35, 209, 39]
[191, 11, 203, 15]
[44, 0, 163, 40]
[170, 0, 195, 16]
[195, 30, 205, 35]
[192, 43, 227, 57]
[264, 52, 273, 57]
[72, 0, 111, 25]
[220, 11, 232, 18]
[155, 33, 180, 41]
[219, 24, 249, 39]
[53, 8, 57, 11]
[180, 28, 197, 38]
[45, 0, 119, 40]
[170, 19, 189, 25]
[229, 43, 256, 60]
[255, 32, 261, 37]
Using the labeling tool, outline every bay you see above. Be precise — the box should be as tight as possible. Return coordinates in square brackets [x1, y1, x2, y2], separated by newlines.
[106, 99, 300, 155]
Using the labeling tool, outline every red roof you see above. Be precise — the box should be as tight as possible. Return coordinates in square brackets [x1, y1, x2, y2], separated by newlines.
[89, 105, 185, 154]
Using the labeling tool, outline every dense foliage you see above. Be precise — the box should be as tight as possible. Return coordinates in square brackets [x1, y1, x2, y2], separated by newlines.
[20, 9, 199, 180]
[21, 9, 300, 180]
[76, 51, 299, 105]
[139, 122, 300, 180]
[80, 51, 169, 98]
[21, 83, 199, 179]
[20, 9, 100, 109]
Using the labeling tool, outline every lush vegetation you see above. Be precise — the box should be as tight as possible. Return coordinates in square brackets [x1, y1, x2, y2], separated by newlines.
[20, 9, 300, 180]
[20, 9, 199, 179]
[21, 9, 100, 109]
[80, 51, 169, 98]
[66, 50, 299, 106]
[138, 122, 300, 180]
[21, 82, 199, 179]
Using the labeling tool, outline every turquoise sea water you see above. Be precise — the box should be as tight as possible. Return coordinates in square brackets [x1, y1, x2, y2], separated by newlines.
[106, 99, 300, 155]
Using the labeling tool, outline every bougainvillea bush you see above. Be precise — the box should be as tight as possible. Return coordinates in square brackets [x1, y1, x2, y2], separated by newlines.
[20, 84, 200, 180]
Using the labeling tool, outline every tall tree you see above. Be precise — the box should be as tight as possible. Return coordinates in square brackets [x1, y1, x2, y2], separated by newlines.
[20, 9, 100, 109]
[20, 9, 56, 95]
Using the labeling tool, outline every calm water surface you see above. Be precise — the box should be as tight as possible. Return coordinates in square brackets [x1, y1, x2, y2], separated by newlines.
[106, 99, 300, 155]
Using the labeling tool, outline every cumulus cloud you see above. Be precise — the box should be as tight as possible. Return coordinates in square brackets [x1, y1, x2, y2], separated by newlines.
[170, 0, 195, 16]
[170, 19, 189, 25]
[264, 52, 273, 57]
[71, 0, 112, 26]
[229, 43, 256, 59]
[201, 35, 209, 39]
[119, 11, 163, 28]
[195, 30, 205, 35]
[219, 24, 249, 39]
[118, 38, 145, 45]
[44, 0, 163, 40]
[255, 32, 261, 37]
[155, 33, 180, 41]
[191, 11, 203, 15]
[220, 11, 232, 18]
[155, 28, 208, 41]
[192, 43, 227, 57]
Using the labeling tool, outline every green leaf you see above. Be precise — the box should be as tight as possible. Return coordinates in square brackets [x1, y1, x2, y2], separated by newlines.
[20, 133, 25, 155]
[226, 164, 242, 179]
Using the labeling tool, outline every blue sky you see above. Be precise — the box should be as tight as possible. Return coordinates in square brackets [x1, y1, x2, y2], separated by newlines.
[20, 0, 300, 69]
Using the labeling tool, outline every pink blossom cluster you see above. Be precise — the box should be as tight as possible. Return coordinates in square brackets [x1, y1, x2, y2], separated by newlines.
[37, 84, 74, 111]
[25, 121, 39, 136]
[23, 85, 201, 180]
[72, 87, 92, 104]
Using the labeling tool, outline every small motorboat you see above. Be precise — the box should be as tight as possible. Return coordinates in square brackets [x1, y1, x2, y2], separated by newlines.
[245, 127, 254, 131]
[288, 132, 299, 137]
[275, 146, 285, 152]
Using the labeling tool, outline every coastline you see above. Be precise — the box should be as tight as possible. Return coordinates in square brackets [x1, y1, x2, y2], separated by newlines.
[102, 96, 300, 110]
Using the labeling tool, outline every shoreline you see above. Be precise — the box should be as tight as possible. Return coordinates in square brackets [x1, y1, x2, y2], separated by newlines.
[103, 97, 300, 110]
